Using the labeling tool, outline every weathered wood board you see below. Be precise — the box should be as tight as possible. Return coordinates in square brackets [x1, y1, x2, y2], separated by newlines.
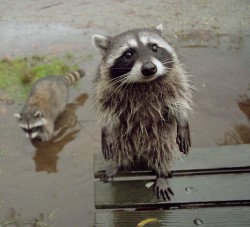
[94, 144, 250, 177]
[94, 144, 250, 226]
[95, 173, 250, 209]
[95, 207, 250, 227]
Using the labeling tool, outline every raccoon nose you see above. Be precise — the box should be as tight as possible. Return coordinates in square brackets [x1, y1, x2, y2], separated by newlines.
[141, 62, 157, 76]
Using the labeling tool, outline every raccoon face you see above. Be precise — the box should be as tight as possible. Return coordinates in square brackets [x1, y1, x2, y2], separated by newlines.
[92, 24, 177, 83]
[14, 110, 47, 140]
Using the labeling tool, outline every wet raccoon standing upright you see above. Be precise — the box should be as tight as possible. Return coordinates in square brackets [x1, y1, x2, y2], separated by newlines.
[15, 70, 85, 142]
[92, 25, 193, 200]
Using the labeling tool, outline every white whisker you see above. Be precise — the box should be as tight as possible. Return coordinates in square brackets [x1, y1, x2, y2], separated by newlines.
[162, 60, 175, 65]
[105, 73, 131, 100]
[101, 74, 127, 90]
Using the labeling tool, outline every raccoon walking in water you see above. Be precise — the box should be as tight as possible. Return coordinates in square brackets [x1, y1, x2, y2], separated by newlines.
[14, 69, 85, 142]
[92, 25, 193, 200]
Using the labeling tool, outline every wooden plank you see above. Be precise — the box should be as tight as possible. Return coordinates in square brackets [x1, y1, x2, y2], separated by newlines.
[94, 144, 250, 178]
[95, 207, 250, 227]
[95, 173, 250, 209]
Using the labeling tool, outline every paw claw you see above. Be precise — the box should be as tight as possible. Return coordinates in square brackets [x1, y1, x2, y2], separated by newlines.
[100, 174, 110, 182]
[100, 162, 118, 182]
[155, 177, 174, 201]
[168, 187, 174, 196]
[165, 191, 171, 201]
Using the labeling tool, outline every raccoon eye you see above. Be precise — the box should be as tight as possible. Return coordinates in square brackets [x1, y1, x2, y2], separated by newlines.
[123, 51, 133, 60]
[151, 44, 158, 52]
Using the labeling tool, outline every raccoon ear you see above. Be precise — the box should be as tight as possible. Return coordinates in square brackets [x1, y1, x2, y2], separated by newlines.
[92, 35, 110, 55]
[14, 113, 21, 119]
[34, 110, 43, 118]
[155, 24, 163, 32]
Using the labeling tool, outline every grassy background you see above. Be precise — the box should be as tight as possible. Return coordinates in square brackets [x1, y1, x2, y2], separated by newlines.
[0, 54, 78, 101]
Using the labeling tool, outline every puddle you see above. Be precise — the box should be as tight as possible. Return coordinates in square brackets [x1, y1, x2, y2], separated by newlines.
[177, 34, 250, 147]
[0, 21, 250, 226]
[32, 93, 89, 173]
[0, 23, 99, 227]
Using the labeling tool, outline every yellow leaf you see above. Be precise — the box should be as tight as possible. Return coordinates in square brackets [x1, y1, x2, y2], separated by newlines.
[136, 218, 159, 227]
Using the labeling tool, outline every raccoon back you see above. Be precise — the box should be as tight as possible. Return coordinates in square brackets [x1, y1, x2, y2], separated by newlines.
[23, 69, 85, 117]
[23, 76, 69, 119]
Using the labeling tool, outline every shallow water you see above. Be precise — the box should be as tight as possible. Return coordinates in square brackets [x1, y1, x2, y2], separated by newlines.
[179, 34, 250, 147]
[0, 22, 250, 227]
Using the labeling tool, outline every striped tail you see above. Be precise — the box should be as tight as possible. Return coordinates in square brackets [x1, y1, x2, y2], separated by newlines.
[63, 69, 85, 85]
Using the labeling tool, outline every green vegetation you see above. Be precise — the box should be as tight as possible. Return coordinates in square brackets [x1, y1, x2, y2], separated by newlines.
[0, 55, 78, 101]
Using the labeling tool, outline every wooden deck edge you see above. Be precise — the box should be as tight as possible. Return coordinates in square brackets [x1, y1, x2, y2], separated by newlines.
[94, 144, 250, 178]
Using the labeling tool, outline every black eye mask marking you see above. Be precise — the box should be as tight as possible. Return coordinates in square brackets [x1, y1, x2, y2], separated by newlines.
[109, 42, 174, 80]
[148, 43, 173, 70]
[150, 44, 159, 52]
[110, 49, 136, 79]
[22, 126, 43, 133]
[123, 51, 133, 60]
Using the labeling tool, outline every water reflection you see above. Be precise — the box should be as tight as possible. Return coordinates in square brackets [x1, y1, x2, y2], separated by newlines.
[218, 86, 250, 145]
[32, 93, 88, 173]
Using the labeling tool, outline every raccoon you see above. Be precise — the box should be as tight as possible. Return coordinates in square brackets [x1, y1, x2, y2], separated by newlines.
[92, 24, 193, 200]
[14, 69, 85, 142]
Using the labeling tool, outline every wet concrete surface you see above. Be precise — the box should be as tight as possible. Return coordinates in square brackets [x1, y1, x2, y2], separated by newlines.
[0, 0, 250, 226]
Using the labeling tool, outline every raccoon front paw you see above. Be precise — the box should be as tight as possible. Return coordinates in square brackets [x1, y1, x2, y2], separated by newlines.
[100, 163, 118, 182]
[101, 127, 113, 160]
[154, 177, 174, 201]
[102, 142, 113, 160]
[176, 124, 191, 155]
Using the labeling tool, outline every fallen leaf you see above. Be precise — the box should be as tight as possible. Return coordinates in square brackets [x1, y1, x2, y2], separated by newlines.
[145, 181, 154, 189]
[137, 218, 160, 227]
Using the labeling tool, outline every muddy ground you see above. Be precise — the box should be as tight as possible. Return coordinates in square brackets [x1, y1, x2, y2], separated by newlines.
[0, 0, 250, 226]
